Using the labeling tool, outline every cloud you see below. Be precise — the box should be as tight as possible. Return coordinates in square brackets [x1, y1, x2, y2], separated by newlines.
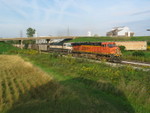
[0, 0, 29, 20]
[131, 10, 150, 16]
[0, 0, 150, 37]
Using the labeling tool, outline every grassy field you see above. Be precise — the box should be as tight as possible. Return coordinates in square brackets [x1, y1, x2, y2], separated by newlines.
[0, 54, 150, 113]
[0, 55, 131, 113]
[23, 54, 150, 113]
[122, 51, 150, 63]
[69, 36, 150, 42]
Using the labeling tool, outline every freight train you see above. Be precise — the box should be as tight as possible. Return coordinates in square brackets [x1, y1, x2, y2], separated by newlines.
[47, 42, 122, 62]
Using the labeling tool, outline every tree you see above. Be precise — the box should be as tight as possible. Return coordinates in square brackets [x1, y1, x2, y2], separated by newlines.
[94, 34, 99, 37]
[26, 27, 36, 37]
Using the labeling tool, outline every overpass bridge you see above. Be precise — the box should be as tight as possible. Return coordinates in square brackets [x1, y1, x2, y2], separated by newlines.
[0, 36, 77, 49]
[0, 36, 77, 41]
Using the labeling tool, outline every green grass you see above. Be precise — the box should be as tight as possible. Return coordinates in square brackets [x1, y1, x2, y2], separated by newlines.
[0, 42, 20, 54]
[130, 36, 150, 41]
[122, 51, 150, 62]
[69, 36, 150, 42]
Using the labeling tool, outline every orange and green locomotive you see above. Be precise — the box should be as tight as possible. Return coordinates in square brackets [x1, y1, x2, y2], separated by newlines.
[71, 42, 122, 62]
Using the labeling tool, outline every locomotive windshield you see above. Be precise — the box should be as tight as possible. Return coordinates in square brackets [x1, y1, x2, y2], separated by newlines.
[63, 43, 72, 47]
[108, 44, 116, 47]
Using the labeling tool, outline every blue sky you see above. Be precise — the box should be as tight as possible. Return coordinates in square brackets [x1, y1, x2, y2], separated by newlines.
[0, 0, 150, 37]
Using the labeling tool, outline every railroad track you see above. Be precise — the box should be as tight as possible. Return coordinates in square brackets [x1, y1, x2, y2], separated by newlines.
[92, 59, 150, 71]
[63, 55, 150, 71]
[121, 61, 150, 67]
[62, 54, 150, 67]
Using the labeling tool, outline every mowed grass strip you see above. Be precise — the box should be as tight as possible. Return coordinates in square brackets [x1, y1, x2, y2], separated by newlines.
[0, 55, 56, 112]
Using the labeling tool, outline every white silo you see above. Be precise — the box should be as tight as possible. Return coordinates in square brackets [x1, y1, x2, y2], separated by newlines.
[34, 31, 38, 37]
[87, 31, 92, 36]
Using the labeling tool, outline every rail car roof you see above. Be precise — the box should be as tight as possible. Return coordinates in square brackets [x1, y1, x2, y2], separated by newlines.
[71, 42, 115, 46]
[71, 42, 101, 46]
[49, 39, 72, 46]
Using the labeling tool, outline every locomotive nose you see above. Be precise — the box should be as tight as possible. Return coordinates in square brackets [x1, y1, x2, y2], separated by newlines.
[115, 47, 122, 56]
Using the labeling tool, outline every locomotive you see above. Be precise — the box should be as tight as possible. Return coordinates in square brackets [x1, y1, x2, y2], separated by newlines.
[47, 42, 122, 62]
[71, 42, 122, 62]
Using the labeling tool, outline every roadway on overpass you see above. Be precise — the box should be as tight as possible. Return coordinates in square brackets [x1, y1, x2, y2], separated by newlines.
[0, 36, 77, 41]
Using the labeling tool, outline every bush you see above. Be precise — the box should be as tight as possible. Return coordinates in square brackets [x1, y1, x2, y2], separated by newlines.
[147, 46, 150, 50]
[9, 49, 38, 55]
[132, 51, 145, 57]
[119, 46, 126, 52]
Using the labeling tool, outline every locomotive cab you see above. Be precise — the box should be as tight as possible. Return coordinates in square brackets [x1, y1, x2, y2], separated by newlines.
[108, 43, 116, 48]
[63, 43, 73, 53]
[102, 42, 121, 56]
[101, 42, 122, 62]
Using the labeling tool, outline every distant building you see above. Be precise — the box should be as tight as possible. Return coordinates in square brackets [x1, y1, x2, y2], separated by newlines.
[87, 31, 92, 36]
[106, 26, 134, 37]
[34, 31, 38, 37]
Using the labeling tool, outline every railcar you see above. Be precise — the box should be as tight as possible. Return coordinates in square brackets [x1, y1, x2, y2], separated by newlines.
[71, 42, 122, 62]
[48, 43, 72, 54]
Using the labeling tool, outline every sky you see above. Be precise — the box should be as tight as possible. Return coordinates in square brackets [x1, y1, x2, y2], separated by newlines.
[0, 0, 150, 37]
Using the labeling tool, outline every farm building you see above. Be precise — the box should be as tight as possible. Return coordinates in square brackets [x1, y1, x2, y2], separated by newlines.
[115, 41, 147, 50]
[107, 26, 134, 37]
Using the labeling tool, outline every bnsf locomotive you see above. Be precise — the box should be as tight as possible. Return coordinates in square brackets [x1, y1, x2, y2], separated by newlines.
[48, 42, 122, 62]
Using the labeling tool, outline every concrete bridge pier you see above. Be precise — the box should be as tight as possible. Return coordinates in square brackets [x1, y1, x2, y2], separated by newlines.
[46, 39, 50, 44]
[19, 40, 23, 49]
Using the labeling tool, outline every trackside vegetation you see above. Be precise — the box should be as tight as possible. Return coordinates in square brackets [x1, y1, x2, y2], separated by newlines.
[121, 51, 150, 63]
[69, 36, 150, 42]
[0, 42, 150, 113]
